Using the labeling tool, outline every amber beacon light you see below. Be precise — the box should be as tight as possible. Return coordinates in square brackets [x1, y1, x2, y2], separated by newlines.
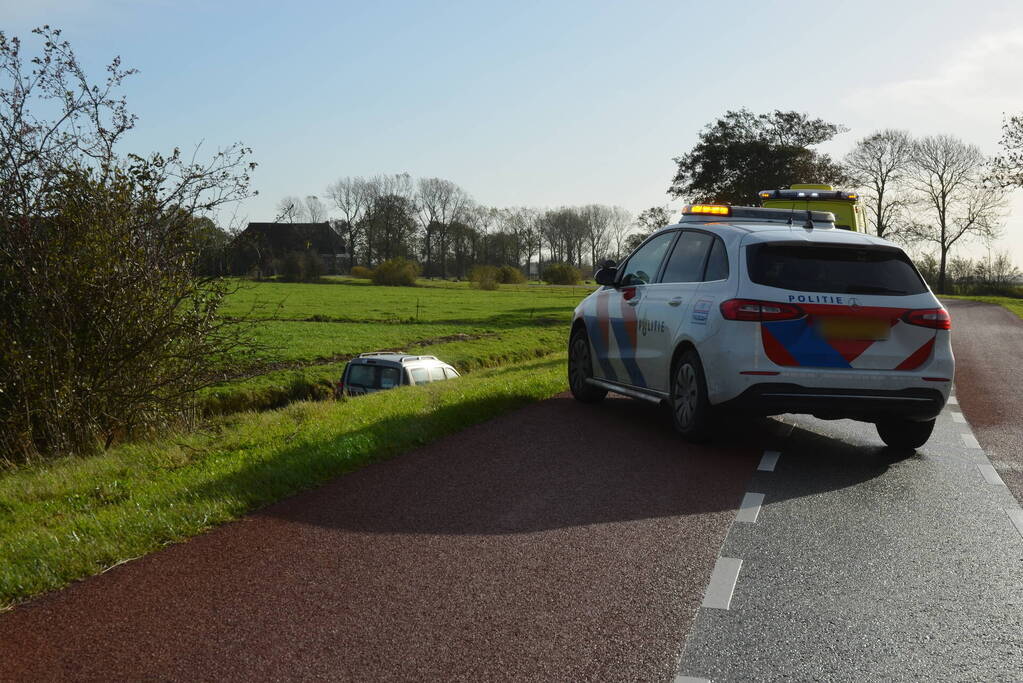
[684, 204, 731, 216]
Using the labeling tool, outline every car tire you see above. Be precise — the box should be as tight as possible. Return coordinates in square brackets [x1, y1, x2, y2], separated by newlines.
[568, 328, 607, 403]
[670, 349, 713, 441]
[876, 418, 935, 451]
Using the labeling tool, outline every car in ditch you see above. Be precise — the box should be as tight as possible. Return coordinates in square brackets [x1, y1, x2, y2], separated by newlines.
[337, 353, 460, 397]
[567, 203, 953, 450]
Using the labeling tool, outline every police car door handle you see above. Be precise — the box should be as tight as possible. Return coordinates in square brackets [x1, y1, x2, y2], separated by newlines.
[626, 298, 640, 307]
[668, 297, 684, 307]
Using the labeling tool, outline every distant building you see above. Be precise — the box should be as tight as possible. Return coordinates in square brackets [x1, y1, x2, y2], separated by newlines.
[232, 222, 346, 275]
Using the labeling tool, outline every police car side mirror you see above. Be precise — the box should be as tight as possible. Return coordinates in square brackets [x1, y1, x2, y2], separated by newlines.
[594, 267, 617, 287]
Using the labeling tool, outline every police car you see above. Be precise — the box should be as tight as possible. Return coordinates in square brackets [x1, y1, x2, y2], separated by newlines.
[567, 204, 953, 450]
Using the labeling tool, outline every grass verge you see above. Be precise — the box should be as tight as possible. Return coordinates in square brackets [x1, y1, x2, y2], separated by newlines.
[0, 354, 568, 610]
[943, 295, 1023, 320]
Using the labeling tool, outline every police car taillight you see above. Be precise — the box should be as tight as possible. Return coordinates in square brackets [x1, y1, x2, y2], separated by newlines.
[903, 308, 951, 330]
[720, 299, 804, 322]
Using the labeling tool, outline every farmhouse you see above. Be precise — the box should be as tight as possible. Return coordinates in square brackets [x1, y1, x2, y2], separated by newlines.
[232, 222, 347, 275]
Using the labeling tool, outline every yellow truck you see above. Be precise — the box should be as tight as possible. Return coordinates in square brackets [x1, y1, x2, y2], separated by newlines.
[758, 184, 865, 232]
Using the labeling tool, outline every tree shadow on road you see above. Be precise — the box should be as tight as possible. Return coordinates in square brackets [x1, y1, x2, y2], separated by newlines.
[188, 391, 916, 536]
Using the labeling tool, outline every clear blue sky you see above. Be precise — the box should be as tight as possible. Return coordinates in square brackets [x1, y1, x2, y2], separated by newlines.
[5, 0, 1023, 260]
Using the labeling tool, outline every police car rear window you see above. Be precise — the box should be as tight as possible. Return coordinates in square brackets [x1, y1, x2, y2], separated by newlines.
[747, 243, 927, 295]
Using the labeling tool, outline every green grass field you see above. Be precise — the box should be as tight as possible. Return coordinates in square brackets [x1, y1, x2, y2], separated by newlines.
[206, 278, 590, 414]
[224, 277, 588, 324]
[1, 278, 590, 608]
[943, 295, 1023, 320]
[249, 320, 490, 364]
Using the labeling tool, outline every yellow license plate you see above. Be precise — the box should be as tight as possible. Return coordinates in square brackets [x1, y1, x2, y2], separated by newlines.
[817, 317, 890, 341]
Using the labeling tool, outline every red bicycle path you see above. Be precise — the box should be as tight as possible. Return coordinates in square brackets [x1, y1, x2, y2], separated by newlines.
[0, 393, 762, 681]
[943, 298, 1023, 502]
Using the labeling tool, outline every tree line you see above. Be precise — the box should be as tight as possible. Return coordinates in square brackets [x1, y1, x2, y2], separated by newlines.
[267, 110, 1022, 292]
[261, 175, 637, 280]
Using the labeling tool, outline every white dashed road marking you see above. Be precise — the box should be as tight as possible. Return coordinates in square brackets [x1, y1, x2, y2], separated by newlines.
[961, 432, 981, 449]
[735, 492, 765, 524]
[702, 557, 743, 610]
[978, 463, 1007, 487]
[758, 450, 780, 472]
[1007, 509, 1023, 540]
[947, 395, 958, 405]
[951, 411, 966, 423]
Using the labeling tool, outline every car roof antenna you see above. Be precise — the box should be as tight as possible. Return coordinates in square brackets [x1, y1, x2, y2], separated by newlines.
[803, 209, 814, 230]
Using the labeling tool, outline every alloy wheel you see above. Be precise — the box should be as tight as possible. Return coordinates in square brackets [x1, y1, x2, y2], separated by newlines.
[570, 336, 591, 392]
[674, 362, 699, 429]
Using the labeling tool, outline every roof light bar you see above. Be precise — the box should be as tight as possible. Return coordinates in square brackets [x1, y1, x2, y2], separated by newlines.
[685, 204, 731, 216]
[759, 189, 859, 201]
[680, 205, 836, 224]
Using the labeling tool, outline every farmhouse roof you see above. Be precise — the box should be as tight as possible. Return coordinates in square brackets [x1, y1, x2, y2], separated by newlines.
[237, 222, 346, 254]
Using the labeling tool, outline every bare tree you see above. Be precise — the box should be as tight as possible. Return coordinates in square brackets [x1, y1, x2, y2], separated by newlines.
[979, 250, 1022, 287]
[991, 112, 1023, 189]
[370, 172, 415, 204]
[539, 207, 588, 268]
[620, 206, 674, 254]
[844, 129, 914, 239]
[636, 206, 673, 232]
[416, 177, 471, 277]
[276, 195, 308, 222]
[362, 173, 418, 266]
[465, 203, 498, 265]
[581, 204, 613, 269]
[498, 206, 540, 271]
[606, 206, 633, 262]
[903, 135, 1007, 293]
[326, 176, 373, 271]
[304, 195, 328, 222]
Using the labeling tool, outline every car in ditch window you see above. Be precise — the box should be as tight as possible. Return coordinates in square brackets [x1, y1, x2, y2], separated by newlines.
[337, 353, 460, 397]
[567, 204, 953, 450]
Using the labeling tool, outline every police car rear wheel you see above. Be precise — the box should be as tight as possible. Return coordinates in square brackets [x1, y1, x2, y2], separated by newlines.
[671, 349, 712, 440]
[876, 418, 935, 451]
[568, 329, 607, 403]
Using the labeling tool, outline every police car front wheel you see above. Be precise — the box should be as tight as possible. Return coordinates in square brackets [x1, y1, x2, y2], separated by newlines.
[568, 329, 607, 404]
[671, 349, 712, 441]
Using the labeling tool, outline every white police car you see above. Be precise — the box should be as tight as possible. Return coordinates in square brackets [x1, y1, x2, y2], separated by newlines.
[567, 204, 953, 450]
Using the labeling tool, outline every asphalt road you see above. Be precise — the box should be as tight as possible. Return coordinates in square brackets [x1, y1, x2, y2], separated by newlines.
[677, 405, 1023, 681]
[1, 299, 1021, 681]
[677, 299, 1023, 681]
